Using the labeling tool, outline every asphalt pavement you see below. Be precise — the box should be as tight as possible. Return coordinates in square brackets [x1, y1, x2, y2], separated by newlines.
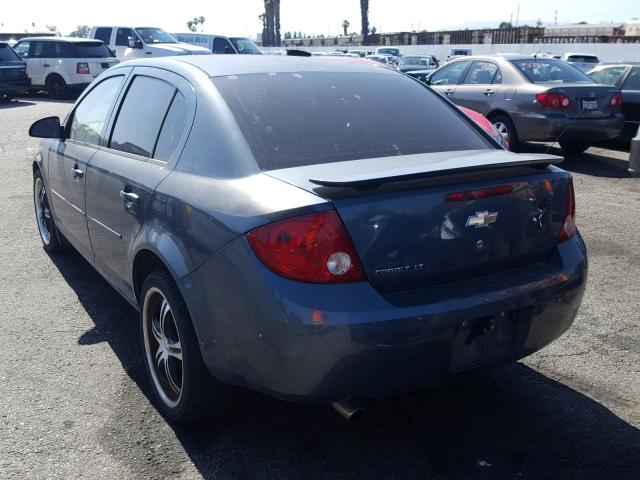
[1, 97, 639, 479]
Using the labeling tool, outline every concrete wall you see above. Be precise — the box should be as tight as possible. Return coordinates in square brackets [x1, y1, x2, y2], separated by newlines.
[263, 43, 640, 63]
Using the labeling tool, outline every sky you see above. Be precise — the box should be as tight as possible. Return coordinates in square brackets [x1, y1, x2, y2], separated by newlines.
[2, 0, 638, 38]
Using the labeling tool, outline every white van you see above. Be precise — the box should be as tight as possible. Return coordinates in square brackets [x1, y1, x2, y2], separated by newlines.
[172, 33, 262, 55]
[89, 26, 210, 61]
[12, 37, 119, 98]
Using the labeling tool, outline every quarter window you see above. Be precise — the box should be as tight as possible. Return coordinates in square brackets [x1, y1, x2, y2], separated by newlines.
[69, 76, 124, 146]
[430, 61, 469, 86]
[109, 76, 176, 158]
[154, 92, 187, 162]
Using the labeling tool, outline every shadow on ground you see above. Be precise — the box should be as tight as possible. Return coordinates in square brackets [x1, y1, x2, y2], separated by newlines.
[49, 241, 640, 480]
[521, 142, 632, 179]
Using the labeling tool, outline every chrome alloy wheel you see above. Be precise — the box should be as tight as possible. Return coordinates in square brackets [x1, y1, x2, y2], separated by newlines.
[143, 287, 183, 408]
[34, 177, 52, 245]
[493, 121, 510, 143]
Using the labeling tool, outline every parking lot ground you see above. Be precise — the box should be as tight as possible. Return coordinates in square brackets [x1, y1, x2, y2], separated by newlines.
[1, 97, 639, 480]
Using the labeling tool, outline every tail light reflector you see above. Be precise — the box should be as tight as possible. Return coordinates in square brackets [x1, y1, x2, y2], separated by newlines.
[446, 185, 513, 202]
[77, 62, 90, 74]
[609, 93, 623, 109]
[247, 210, 365, 283]
[536, 92, 571, 109]
[558, 178, 576, 242]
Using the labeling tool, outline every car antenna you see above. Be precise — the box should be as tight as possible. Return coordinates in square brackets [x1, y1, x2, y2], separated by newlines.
[533, 44, 544, 59]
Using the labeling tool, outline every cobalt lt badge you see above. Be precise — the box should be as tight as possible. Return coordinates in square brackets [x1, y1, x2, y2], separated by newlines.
[466, 211, 498, 228]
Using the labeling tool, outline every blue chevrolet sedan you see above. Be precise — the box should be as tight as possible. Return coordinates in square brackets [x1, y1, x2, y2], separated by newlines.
[29, 56, 587, 422]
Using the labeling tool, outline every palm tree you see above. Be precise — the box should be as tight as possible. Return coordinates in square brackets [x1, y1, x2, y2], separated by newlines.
[360, 0, 369, 44]
[274, 0, 281, 47]
[342, 20, 350, 36]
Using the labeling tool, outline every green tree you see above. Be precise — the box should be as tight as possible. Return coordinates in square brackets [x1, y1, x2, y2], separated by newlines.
[499, 21, 513, 29]
[186, 16, 206, 32]
[342, 20, 350, 36]
[69, 25, 90, 38]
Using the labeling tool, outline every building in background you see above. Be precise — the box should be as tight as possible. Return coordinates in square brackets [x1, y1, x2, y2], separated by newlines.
[0, 23, 59, 43]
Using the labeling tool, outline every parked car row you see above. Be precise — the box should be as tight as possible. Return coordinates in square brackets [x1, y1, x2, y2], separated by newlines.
[416, 53, 626, 152]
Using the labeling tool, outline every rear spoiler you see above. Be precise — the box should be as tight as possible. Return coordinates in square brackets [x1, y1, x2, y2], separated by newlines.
[308, 151, 563, 188]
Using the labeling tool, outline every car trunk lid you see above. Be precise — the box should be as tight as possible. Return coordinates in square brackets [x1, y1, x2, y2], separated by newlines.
[266, 150, 569, 294]
[543, 83, 620, 119]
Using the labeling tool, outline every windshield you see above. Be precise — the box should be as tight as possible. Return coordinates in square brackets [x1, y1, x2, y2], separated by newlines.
[229, 37, 261, 54]
[511, 59, 594, 84]
[212, 72, 490, 170]
[378, 48, 399, 56]
[399, 56, 432, 66]
[0, 43, 21, 62]
[135, 28, 177, 44]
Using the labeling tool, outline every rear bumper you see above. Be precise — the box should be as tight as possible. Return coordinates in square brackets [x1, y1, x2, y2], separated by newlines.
[0, 78, 30, 96]
[514, 112, 624, 143]
[180, 232, 588, 402]
[630, 128, 640, 177]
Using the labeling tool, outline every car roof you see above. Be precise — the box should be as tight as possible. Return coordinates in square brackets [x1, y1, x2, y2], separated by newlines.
[17, 36, 104, 43]
[121, 55, 398, 77]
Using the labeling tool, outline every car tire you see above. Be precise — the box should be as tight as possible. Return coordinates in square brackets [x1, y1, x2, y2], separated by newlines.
[140, 270, 232, 422]
[45, 74, 69, 99]
[33, 169, 66, 253]
[491, 114, 521, 152]
[560, 141, 590, 154]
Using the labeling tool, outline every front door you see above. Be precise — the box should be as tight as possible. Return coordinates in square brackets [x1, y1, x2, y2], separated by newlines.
[429, 60, 470, 102]
[621, 67, 640, 132]
[114, 28, 144, 60]
[453, 60, 502, 114]
[47, 74, 127, 261]
[86, 69, 191, 297]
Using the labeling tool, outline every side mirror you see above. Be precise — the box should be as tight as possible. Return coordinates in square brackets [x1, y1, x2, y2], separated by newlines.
[128, 37, 143, 49]
[29, 116, 63, 139]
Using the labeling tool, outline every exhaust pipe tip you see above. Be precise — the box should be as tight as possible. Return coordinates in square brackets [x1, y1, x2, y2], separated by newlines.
[332, 399, 368, 422]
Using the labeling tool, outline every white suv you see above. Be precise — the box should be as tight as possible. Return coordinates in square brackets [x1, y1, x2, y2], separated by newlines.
[89, 26, 210, 61]
[12, 37, 119, 98]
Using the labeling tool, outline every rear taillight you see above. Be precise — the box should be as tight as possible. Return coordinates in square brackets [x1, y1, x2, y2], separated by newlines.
[558, 178, 576, 242]
[609, 93, 623, 109]
[536, 92, 571, 109]
[247, 210, 365, 283]
[76, 62, 90, 74]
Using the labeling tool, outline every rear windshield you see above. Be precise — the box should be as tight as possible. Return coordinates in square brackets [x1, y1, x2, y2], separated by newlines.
[213, 72, 491, 170]
[378, 48, 399, 55]
[0, 44, 21, 62]
[72, 42, 114, 58]
[511, 59, 593, 84]
[567, 55, 599, 63]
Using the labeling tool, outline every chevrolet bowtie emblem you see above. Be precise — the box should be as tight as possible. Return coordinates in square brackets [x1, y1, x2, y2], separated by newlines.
[466, 211, 498, 228]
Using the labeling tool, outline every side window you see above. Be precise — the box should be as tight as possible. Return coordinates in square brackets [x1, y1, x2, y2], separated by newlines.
[13, 41, 30, 58]
[212, 37, 235, 54]
[463, 61, 499, 85]
[154, 92, 187, 162]
[54, 42, 75, 58]
[69, 76, 124, 146]
[109, 76, 176, 158]
[623, 68, 640, 90]
[589, 66, 626, 86]
[430, 61, 469, 86]
[116, 28, 135, 47]
[31, 41, 55, 58]
[94, 28, 112, 45]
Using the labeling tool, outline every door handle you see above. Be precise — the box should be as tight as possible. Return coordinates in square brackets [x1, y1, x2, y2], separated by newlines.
[43, 64, 51, 67]
[483, 89, 495, 96]
[444, 89, 454, 96]
[71, 167, 84, 178]
[119, 190, 140, 204]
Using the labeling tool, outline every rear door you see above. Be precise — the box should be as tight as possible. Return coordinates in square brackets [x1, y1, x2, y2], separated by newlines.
[85, 67, 194, 296]
[429, 60, 470, 100]
[621, 67, 640, 127]
[48, 73, 126, 261]
[453, 60, 502, 114]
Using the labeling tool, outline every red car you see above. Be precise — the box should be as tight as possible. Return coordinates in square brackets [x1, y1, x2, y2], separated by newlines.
[459, 106, 510, 150]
